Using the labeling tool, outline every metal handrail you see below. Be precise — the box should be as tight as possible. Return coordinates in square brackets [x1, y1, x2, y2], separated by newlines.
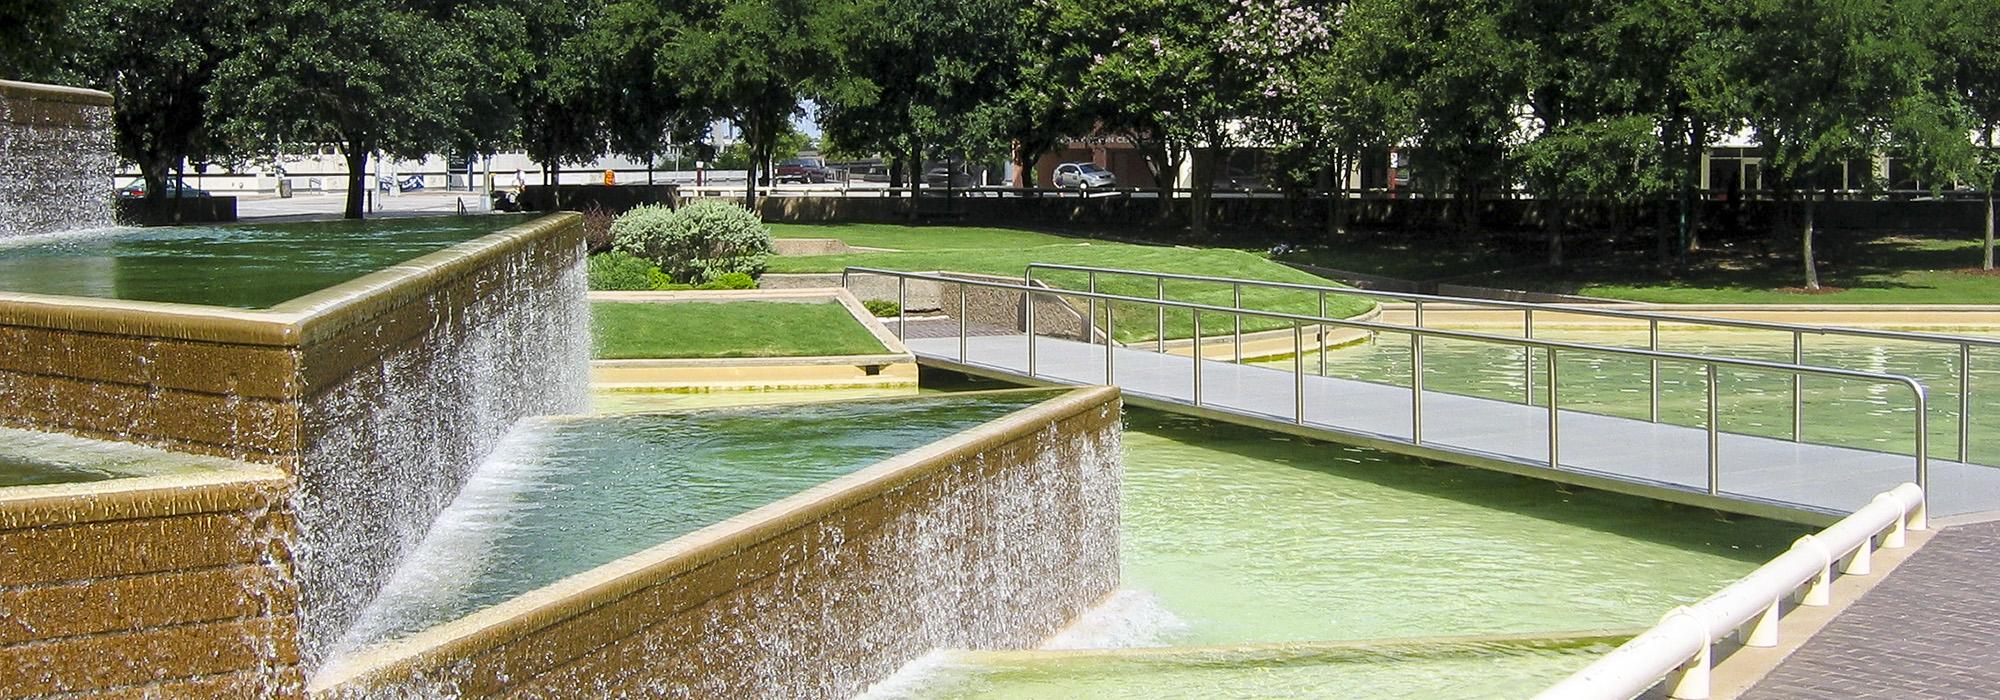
[1027, 263, 1989, 463]
[845, 267, 1932, 500]
[1537, 483, 1927, 700]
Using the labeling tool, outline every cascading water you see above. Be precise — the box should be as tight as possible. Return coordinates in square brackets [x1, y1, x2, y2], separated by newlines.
[293, 250, 592, 667]
[0, 80, 115, 238]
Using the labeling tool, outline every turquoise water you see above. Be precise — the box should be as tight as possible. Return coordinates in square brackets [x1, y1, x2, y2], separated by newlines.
[338, 391, 1057, 649]
[1262, 328, 2000, 461]
[0, 214, 532, 308]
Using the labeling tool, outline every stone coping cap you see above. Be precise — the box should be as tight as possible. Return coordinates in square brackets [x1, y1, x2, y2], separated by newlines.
[0, 79, 113, 106]
[0, 465, 286, 528]
[311, 385, 1120, 692]
[591, 353, 912, 368]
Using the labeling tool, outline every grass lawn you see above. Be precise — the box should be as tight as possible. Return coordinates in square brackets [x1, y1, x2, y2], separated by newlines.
[765, 223, 1376, 343]
[592, 301, 888, 359]
[1466, 235, 2000, 304]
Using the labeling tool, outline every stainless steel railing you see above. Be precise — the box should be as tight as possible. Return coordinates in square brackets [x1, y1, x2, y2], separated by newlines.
[1026, 263, 1992, 463]
[846, 267, 1933, 504]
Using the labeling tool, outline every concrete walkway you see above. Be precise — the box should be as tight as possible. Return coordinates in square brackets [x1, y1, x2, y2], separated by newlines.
[905, 333, 2000, 522]
[1741, 519, 2000, 699]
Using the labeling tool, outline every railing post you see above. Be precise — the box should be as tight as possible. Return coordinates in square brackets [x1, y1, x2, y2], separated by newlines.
[896, 277, 907, 342]
[1295, 322, 1307, 425]
[1665, 632, 1713, 700]
[1232, 282, 1243, 363]
[1087, 271, 1098, 343]
[1708, 363, 1721, 496]
[1525, 308, 1536, 405]
[1317, 291, 1328, 377]
[1916, 385, 1930, 494]
[1156, 277, 1167, 353]
[1025, 288, 1037, 379]
[1192, 309, 1203, 406]
[1412, 330, 1425, 446]
[958, 282, 968, 363]
[1649, 319, 1661, 423]
[1961, 342, 1972, 464]
[1792, 331, 1804, 442]
[1547, 347, 1559, 467]
[1104, 301, 1115, 385]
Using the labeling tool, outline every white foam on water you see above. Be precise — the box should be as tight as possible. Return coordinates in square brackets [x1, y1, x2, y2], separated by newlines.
[1042, 588, 1190, 650]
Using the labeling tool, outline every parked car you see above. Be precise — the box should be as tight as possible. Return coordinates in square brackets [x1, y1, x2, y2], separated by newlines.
[775, 157, 837, 184]
[115, 177, 211, 199]
[1052, 162, 1116, 189]
[923, 163, 977, 188]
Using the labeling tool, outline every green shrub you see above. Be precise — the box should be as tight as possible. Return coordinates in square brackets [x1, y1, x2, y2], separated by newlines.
[586, 251, 658, 291]
[696, 272, 757, 290]
[863, 299, 901, 317]
[612, 200, 773, 284]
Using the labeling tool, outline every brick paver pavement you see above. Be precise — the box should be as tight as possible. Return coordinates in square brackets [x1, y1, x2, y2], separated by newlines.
[1743, 519, 2000, 699]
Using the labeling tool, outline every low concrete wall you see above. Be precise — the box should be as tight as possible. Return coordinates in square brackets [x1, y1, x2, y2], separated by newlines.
[312, 387, 1124, 699]
[0, 465, 299, 698]
[0, 213, 590, 664]
[114, 196, 240, 225]
[766, 272, 1096, 340]
[521, 184, 680, 214]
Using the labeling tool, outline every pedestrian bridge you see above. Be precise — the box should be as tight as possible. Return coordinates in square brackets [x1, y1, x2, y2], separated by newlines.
[844, 265, 2000, 525]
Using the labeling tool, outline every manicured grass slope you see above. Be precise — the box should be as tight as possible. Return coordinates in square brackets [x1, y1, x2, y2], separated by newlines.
[767, 222, 1077, 250]
[764, 224, 1376, 343]
[592, 301, 888, 359]
[1484, 237, 2000, 304]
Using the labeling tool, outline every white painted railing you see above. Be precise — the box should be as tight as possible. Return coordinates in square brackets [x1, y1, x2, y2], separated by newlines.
[1535, 483, 1927, 700]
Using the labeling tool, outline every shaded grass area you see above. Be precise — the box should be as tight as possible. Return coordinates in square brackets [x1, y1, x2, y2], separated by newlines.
[1285, 228, 2000, 305]
[591, 301, 888, 359]
[766, 223, 1376, 343]
[767, 222, 1079, 250]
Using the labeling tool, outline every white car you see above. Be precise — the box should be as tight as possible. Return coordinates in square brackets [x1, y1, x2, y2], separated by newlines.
[1053, 162, 1116, 189]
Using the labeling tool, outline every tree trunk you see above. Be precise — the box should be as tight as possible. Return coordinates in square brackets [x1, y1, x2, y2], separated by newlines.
[1984, 184, 1994, 271]
[1191, 147, 1213, 239]
[1802, 182, 1820, 290]
[888, 155, 904, 188]
[1548, 198, 1565, 268]
[907, 144, 922, 223]
[343, 145, 367, 220]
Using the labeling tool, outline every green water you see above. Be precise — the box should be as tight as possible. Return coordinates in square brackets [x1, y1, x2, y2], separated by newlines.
[865, 378, 1804, 699]
[873, 643, 1613, 699]
[590, 387, 919, 413]
[0, 214, 532, 308]
[1257, 328, 2000, 462]
[0, 425, 246, 487]
[339, 391, 1056, 649]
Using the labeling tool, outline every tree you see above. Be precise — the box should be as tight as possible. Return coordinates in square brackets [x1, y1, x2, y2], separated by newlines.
[1227, 0, 1408, 238]
[211, 0, 481, 219]
[592, 0, 702, 178]
[666, 0, 875, 210]
[506, 0, 612, 189]
[53, 0, 242, 209]
[1, 0, 78, 80]
[1742, 0, 1937, 289]
[819, 0, 1025, 202]
[1376, 0, 1532, 231]
[1924, 0, 2000, 268]
[1601, 0, 1754, 264]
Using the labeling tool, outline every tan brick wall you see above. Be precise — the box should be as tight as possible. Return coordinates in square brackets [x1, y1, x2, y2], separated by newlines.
[0, 471, 302, 699]
[315, 387, 1124, 699]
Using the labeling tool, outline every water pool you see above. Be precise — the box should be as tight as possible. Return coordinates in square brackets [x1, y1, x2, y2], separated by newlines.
[1260, 328, 2000, 462]
[866, 386, 1803, 698]
[0, 214, 533, 308]
[335, 390, 1059, 653]
[0, 425, 245, 487]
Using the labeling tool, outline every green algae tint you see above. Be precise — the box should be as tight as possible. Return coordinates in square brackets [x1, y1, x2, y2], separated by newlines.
[0, 426, 248, 487]
[336, 391, 1059, 651]
[0, 214, 534, 308]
